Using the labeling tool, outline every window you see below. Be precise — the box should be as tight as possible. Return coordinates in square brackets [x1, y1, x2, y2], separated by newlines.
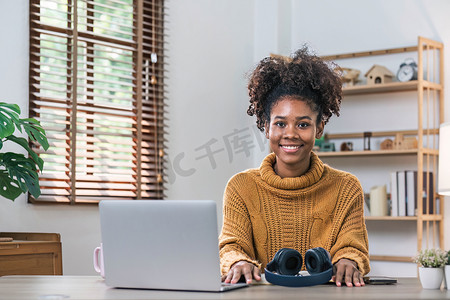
[29, 0, 166, 203]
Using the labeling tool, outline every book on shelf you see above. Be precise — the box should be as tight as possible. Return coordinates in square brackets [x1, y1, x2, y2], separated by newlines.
[390, 172, 398, 217]
[390, 170, 434, 216]
[397, 171, 406, 216]
[412, 171, 434, 215]
[406, 171, 415, 216]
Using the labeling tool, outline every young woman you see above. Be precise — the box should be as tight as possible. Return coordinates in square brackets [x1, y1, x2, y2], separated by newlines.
[219, 48, 370, 287]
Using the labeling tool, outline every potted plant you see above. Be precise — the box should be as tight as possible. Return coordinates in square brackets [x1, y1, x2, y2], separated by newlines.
[0, 102, 49, 201]
[413, 248, 447, 289]
[445, 250, 450, 289]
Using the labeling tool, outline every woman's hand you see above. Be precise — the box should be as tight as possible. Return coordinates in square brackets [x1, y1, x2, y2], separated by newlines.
[332, 258, 365, 287]
[222, 261, 261, 284]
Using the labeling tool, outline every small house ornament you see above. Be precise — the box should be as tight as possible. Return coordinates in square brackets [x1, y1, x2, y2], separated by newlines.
[380, 138, 394, 150]
[340, 67, 360, 87]
[394, 133, 418, 150]
[365, 65, 395, 85]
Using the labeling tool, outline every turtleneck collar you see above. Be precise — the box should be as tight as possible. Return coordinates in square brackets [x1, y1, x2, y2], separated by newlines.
[259, 152, 324, 190]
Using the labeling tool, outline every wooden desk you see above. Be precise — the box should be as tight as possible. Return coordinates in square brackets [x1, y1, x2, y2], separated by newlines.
[0, 232, 62, 276]
[0, 276, 448, 299]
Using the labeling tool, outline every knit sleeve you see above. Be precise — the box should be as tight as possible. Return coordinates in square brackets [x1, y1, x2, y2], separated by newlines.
[330, 174, 370, 275]
[219, 174, 261, 275]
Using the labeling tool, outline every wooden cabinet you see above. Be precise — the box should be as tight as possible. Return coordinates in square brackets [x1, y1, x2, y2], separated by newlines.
[317, 37, 445, 263]
[0, 232, 62, 276]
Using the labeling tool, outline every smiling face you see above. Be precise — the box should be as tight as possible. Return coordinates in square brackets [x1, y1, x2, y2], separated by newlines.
[264, 96, 324, 178]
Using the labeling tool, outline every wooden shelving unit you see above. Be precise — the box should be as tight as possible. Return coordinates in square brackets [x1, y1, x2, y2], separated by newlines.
[342, 80, 441, 95]
[318, 149, 424, 157]
[318, 37, 445, 263]
[365, 215, 443, 221]
[369, 255, 414, 263]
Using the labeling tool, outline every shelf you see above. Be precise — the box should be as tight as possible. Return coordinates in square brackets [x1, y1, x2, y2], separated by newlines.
[365, 216, 417, 221]
[321, 45, 419, 60]
[342, 80, 442, 96]
[365, 214, 442, 221]
[344, 81, 417, 95]
[369, 255, 414, 263]
[316, 147, 438, 157]
[420, 214, 443, 221]
[321, 39, 443, 60]
[326, 129, 439, 139]
[317, 149, 422, 157]
[317, 149, 416, 157]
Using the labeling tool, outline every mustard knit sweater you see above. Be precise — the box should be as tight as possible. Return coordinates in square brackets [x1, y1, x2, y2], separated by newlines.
[219, 152, 370, 275]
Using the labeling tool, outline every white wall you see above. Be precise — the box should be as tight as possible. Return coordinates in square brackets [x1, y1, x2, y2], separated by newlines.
[165, 1, 259, 205]
[1, 0, 449, 277]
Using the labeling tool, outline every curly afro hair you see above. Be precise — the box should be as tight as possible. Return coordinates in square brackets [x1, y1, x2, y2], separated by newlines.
[247, 46, 342, 132]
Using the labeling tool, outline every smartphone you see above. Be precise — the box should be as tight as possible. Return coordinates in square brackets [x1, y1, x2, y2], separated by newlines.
[363, 276, 397, 285]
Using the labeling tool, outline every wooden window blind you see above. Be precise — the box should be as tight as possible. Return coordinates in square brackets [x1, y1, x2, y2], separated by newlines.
[29, 0, 166, 204]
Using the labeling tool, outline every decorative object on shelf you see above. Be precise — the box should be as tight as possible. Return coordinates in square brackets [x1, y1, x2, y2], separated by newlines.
[380, 138, 394, 150]
[315, 134, 335, 152]
[403, 137, 417, 149]
[363, 197, 370, 217]
[393, 133, 418, 150]
[396, 58, 418, 82]
[369, 185, 388, 216]
[364, 64, 395, 85]
[340, 142, 353, 151]
[0, 102, 49, 201]
[438, 122, 450, 196]
[393, 134, 404, 149]
[363, 132, 372, 150]
[340, 67, 360, 87]
[387, 193, 393, 216]
[313, 135, 325, 152]
[413, 248, 446, 289]
[320, 142, 335, 152]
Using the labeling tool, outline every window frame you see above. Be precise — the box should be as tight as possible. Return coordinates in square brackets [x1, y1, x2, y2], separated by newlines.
[28, 0, 166, 204]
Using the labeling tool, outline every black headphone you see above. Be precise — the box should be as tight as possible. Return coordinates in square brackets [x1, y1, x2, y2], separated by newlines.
[265, 247, 332, 287]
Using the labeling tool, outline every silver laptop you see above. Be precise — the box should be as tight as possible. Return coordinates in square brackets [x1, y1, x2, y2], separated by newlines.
[99, 200, 248, 292]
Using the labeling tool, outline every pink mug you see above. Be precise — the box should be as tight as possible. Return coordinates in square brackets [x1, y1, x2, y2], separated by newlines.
[93, 243, 105, 278]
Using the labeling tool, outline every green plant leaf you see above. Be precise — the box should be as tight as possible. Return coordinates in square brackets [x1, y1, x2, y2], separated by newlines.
[0, 102, 20, 114]
[0, 102, 20, 139]
[0, 102, 48, 201]
[0, 170, 23, 201]
[21, 118, 49, 151]
[2, 152, 41, 199]
[5, 135, 44, 170]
